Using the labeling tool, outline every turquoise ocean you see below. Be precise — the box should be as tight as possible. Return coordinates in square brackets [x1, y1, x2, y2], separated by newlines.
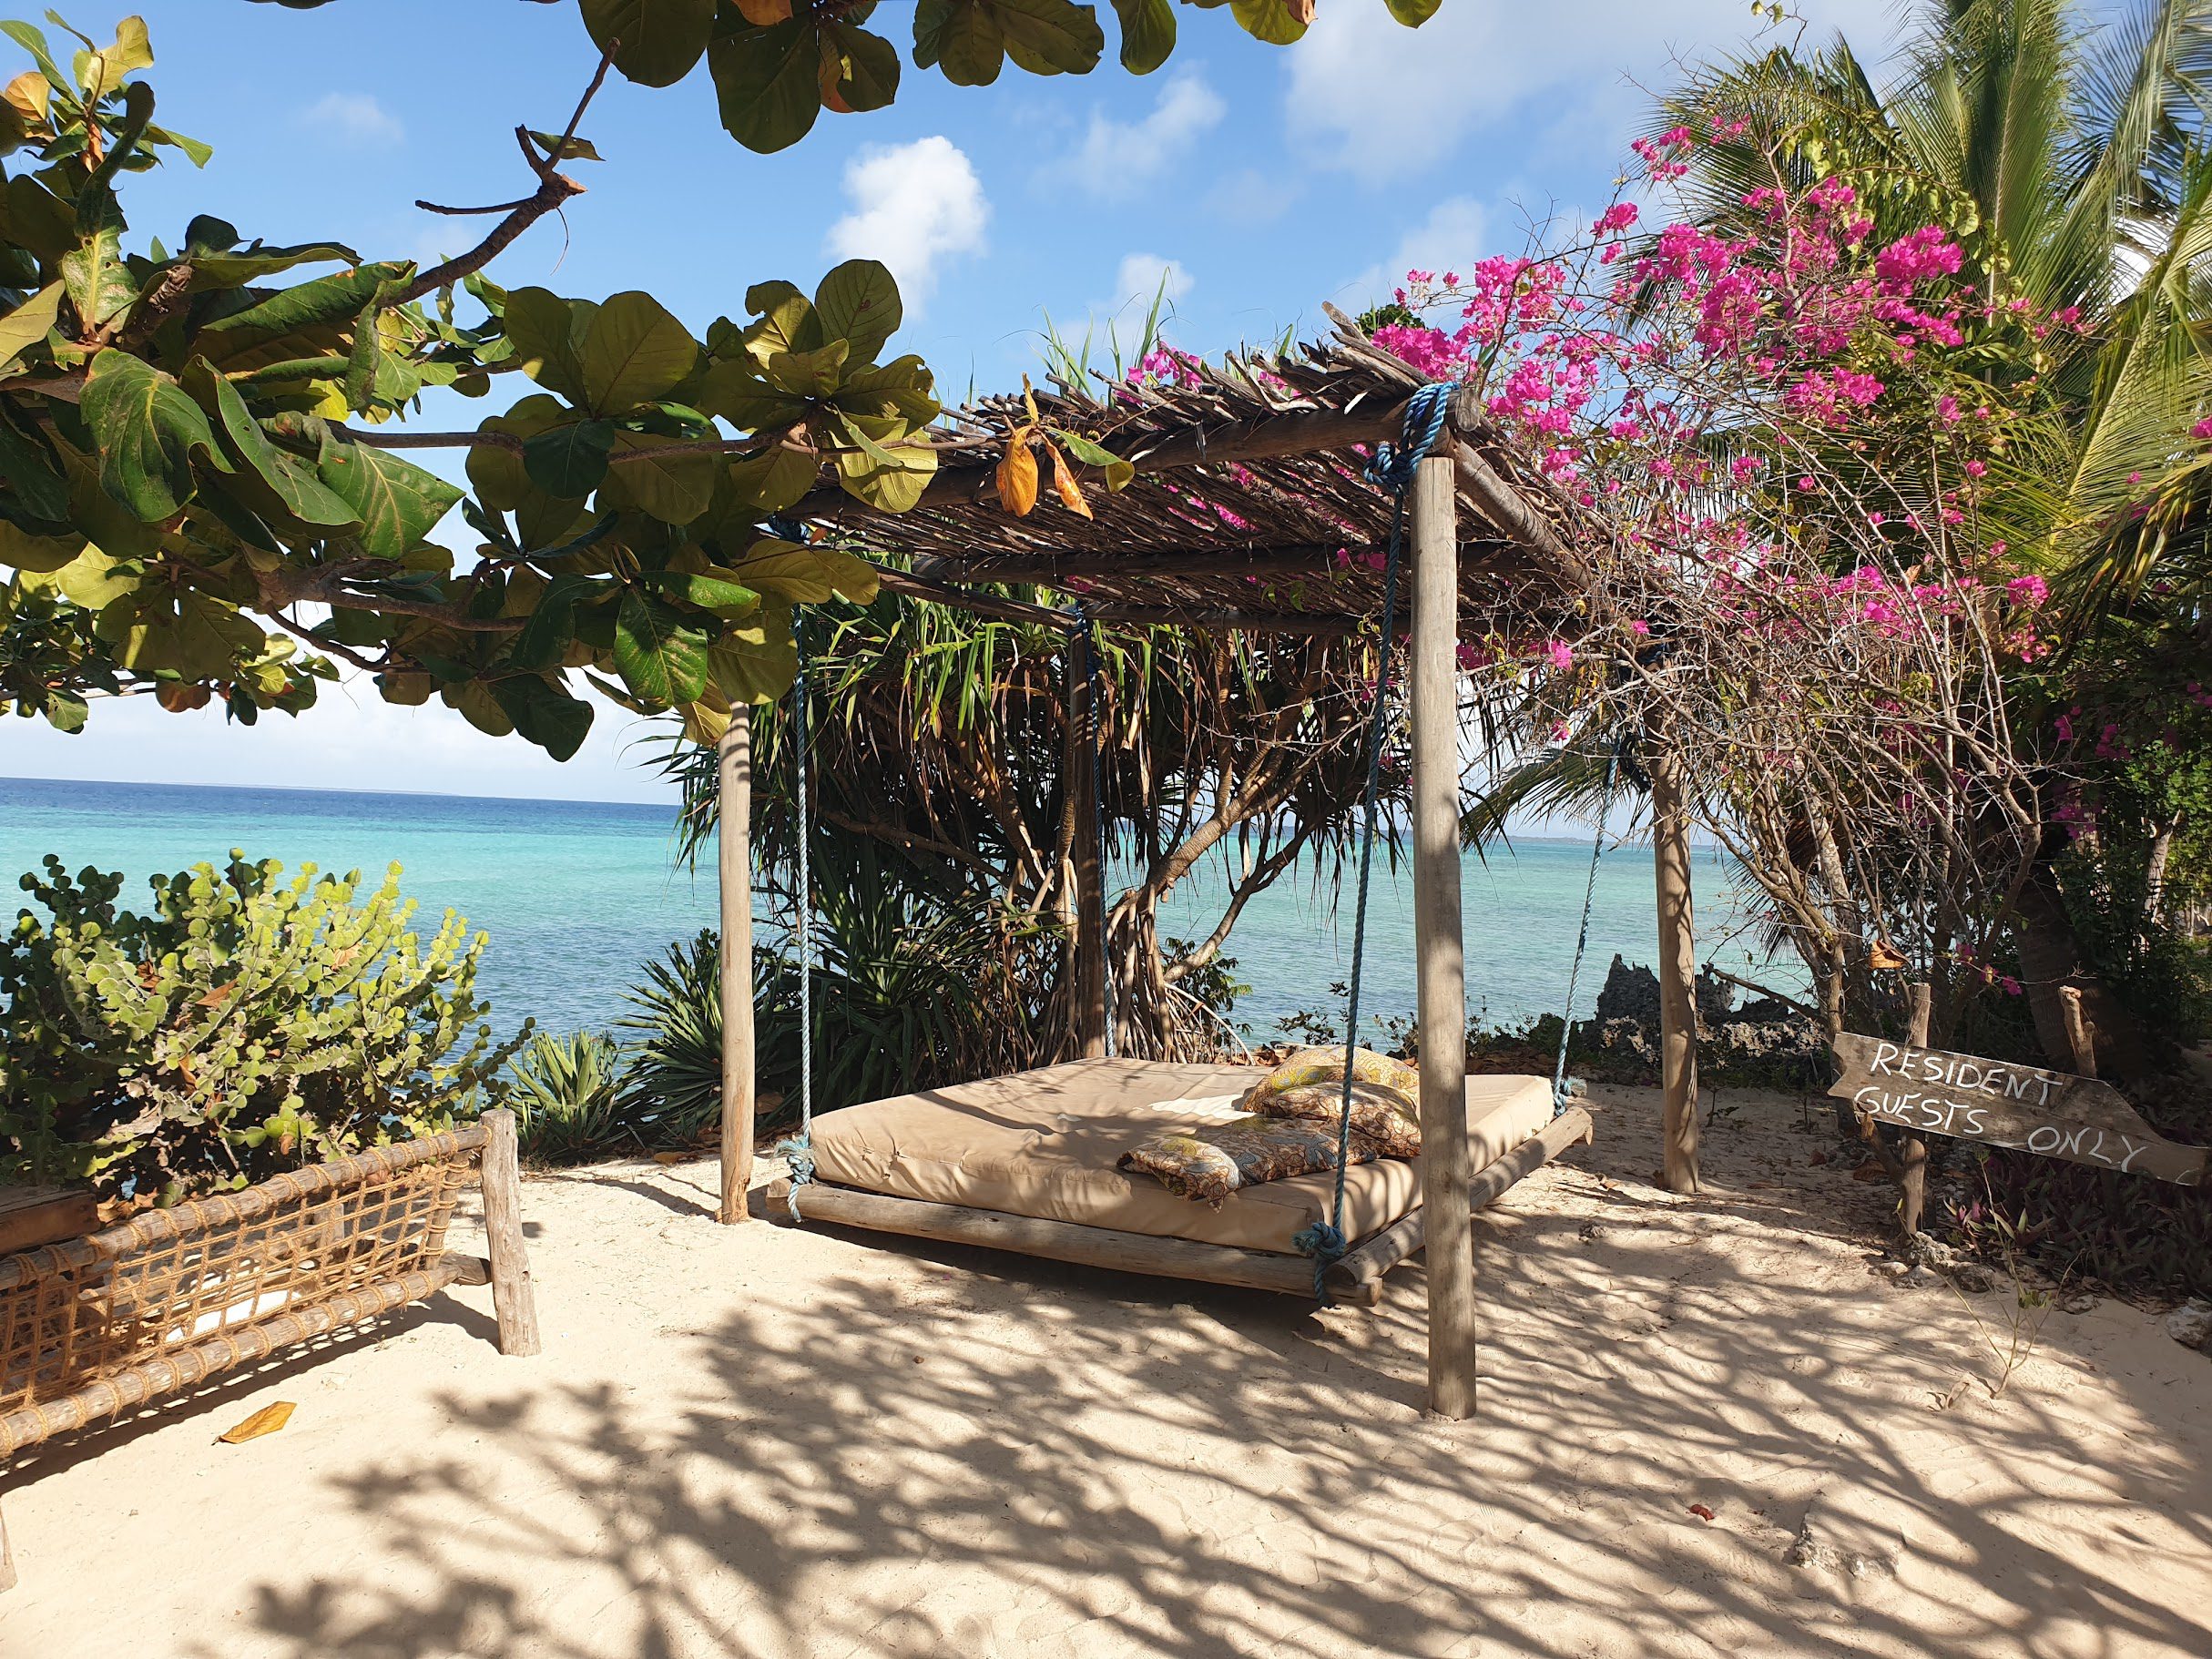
[0, 776, 1759, 1045]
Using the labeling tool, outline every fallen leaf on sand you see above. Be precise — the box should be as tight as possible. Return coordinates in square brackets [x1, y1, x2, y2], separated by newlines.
[1687, 1503, 1716, 1522]
[219, 1401, 295, 1444]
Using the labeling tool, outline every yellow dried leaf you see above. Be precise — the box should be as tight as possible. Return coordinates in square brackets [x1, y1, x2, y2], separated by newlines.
[1868, 941, 1907, 971]
[219, 1401, 296, 1444]
[1044, 438, 1093, 519]
[3, 72, 48, 125]
[997, 426, 1039, 516]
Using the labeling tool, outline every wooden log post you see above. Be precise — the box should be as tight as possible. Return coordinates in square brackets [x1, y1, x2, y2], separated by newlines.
[1899, 980, 1932, 1237]
[1409, 449, 1478, 1421]
[2059, 985, 2099, 1080]
[718, 707, 758, 1223]
[1068, 629, 1108, 1060]
[480, 1109, 541, 1357]
[1650, 742, 1701, 1195]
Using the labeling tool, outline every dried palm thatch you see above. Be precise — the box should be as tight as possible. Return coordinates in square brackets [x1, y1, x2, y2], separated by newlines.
[796, 308, 1591, 626]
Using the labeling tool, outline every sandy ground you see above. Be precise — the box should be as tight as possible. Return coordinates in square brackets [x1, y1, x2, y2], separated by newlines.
[3, 1083, 2208, 1659]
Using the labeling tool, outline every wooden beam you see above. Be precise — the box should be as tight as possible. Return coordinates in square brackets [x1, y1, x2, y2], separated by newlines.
[1409, 449, 1478, 1420]
[1330, 1107, 1595, 1305]
[718, 707, 758, 1225]
[871, 565, 1069, 626]
[918, 545, 1343, 584]
[481, 1109, 541, 1357]
[765, 1180, 1322, 1295]
[793, 397, 1412, 524]
[1650, 743, 1701, 1195]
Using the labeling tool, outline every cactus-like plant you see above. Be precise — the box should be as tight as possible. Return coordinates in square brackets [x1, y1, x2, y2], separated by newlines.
[0, 853, 529, 1205]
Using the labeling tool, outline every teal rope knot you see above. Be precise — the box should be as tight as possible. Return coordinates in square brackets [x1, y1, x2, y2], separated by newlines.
[772, 1136, 815, 1221]
[1362, 382, 1455, 495]
[1293, 1220, 1348, 1298]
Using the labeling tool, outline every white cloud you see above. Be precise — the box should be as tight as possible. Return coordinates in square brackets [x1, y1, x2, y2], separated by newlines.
[1110, 252, 1193, 313]
[1338, 195, 1489, 310]
[1286, 0, 1898, 178]
[304, 92, 404, 148]
[824, 136, 989, 315]
[1064, 72, 1226, 199]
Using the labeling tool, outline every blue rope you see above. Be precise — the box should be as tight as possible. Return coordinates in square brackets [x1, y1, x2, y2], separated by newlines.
[1552, 744, 1622, 1114]
[1081, 608, 1114, 1057]
[769, 616, 817, 1221]
[1294, 382, 1455, 1300]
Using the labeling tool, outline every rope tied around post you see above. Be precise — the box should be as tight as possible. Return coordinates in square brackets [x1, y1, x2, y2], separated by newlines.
[768, 614, 818, 1221]
[1294, 382, 1456, 1300]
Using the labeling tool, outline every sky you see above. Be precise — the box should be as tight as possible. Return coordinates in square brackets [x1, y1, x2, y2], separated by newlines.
[5, 0, 1900, 803]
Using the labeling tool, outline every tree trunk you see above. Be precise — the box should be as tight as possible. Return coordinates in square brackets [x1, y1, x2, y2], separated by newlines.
[2012, 863, 2150, 1080]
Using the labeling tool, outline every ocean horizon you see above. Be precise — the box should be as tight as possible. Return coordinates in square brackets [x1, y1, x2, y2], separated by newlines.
[0, 773, 1779, 1045]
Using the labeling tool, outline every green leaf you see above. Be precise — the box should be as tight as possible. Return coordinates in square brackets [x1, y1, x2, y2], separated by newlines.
[502, 286, 592, 403]
[1109, 0, 1174, 72]
[0, 518, 85, 572]
[1055, 429, 1135, 490]
[601, 427, 719, 524]
[3, 176, 76, 263]
[613, 588, 710, 707]
[316, 429, 464, 557]
[102, 15, 156, 79]
[1, 22, 67, 92]
[650, 567, 759, 614]
[0, 409, 70, 521]
[1383, 0, 1441, 22]
[509, 572, 607, 671]
[582, 290, 698, 414]
[42, 687, 86, 730]
[445, 679, 515, 738]
[821, 22, 901, 112]
[80, 349, 229, 521]
[581, 0, 715, 88]
[913, 0, 1006, 85]
[522, 419, 616, 498]
[0, 280, 62, 367]
[60, 226, 136, 332]
[525, 128, 603, 163]
[812, 259, 902, 365]
[184, 240, 357, 292]
[1228, 0, 1307, 46]
[143, 121, 210, 166]
[489, 673, 594, 760]
[96, 586, 264, 679]
[694, 358, 809, 430]
[832, 412, 936, 512]
[706, 595, 797, 704]
[708, 14, 824, 153]
[762, 340, 849, 397]
[193, 260, 403, 362]
[20, 542, 132, 608]
[729, 537, 879, 604]
[997, 0, 1106, 74]
[723, 443, 817, 512]
[182, 362, 361, 528]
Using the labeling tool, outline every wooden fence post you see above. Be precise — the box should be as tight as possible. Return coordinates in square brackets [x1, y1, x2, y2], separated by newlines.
[1649, 742, 1701, 1195]
[1068, 631, 1107, 1059]
[481, 1109, 541, 1357]
[719, 706, 758, 1223]
[1409, 449, 1477, 1422]
[1899, 980, 1932, 1235]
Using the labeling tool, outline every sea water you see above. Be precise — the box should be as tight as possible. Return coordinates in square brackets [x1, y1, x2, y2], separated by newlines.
[0, 776, 1770, 1043]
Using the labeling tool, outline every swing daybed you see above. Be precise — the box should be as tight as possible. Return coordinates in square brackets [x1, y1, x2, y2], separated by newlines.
[770, 1059, 1594, 1302]
[719, 320, 1658, 1416]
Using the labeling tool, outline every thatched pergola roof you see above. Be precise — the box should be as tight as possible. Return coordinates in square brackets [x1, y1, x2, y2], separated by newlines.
[795, 308, 1595, 633]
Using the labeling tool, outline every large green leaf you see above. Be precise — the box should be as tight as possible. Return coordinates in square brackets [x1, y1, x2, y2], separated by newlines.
[708, 15, 823, 153]
[694, 358, 810, 430]
[729, 537, 880, 604]
[581, 291, 698, 414]
[183, 240, 357, 292]
[614, 588, 711, 707]
[812, 259, 901, 364]
[1383, 0, 1441, 23]
[0, 408, 71, 522]
[822, 22, 901, 112]
[522, 418, 616, 497]
[316, 429, 464, 557]
[706, 595, 797, 704]
[0, 280, 63, 368]
[60, 227, 136, 333]
[184, 362, 361, 528]
[503, 286, 592, 404]
[582, 0, 715, 88]
[831, 410, 936, 511]
[723, 443, 817, 512]
[601, 427, 718, 524]
[650, 567, 759, 614]
[194, 261, 407, 364]
[95, 586, 264, 678]
[1109, 0, 1174, 73]
[489, 672, 594, 759]
[997, 0, 1106, 74]
[19, 543, 134, 608]
[80, 349, 229, 521]
[0, 519, 86, 573]
[913, 0, 1006, 85]
[509, 572, 609, 671]
[1228, 0, 1307, 46]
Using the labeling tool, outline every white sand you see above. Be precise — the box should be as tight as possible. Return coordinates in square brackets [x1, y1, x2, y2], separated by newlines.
[4, 1084, 2208, 1658]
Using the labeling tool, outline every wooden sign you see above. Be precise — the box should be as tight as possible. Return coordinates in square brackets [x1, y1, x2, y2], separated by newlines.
[1829, 1033, 2208, 1186]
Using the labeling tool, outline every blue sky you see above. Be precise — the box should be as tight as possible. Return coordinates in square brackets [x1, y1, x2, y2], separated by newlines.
[6, 0, 1896, 802]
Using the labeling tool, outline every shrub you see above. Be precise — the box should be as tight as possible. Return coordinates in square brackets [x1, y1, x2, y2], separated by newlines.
[509, 1029, 627, 1165]
[0, 853, 526, 1205]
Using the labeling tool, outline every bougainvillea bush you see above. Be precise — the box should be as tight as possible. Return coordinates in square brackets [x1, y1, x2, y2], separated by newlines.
[1372, 118, 2095, 1059]
[0, 854, 525, 1206]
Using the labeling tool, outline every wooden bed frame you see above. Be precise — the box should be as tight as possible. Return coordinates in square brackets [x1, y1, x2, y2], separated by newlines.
[0, 1111, 539, 1591]
[765, 1104, 1594, 1306]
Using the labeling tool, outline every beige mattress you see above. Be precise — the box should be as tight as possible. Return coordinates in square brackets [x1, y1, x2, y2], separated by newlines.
[805, 1059, 1555, 1257]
